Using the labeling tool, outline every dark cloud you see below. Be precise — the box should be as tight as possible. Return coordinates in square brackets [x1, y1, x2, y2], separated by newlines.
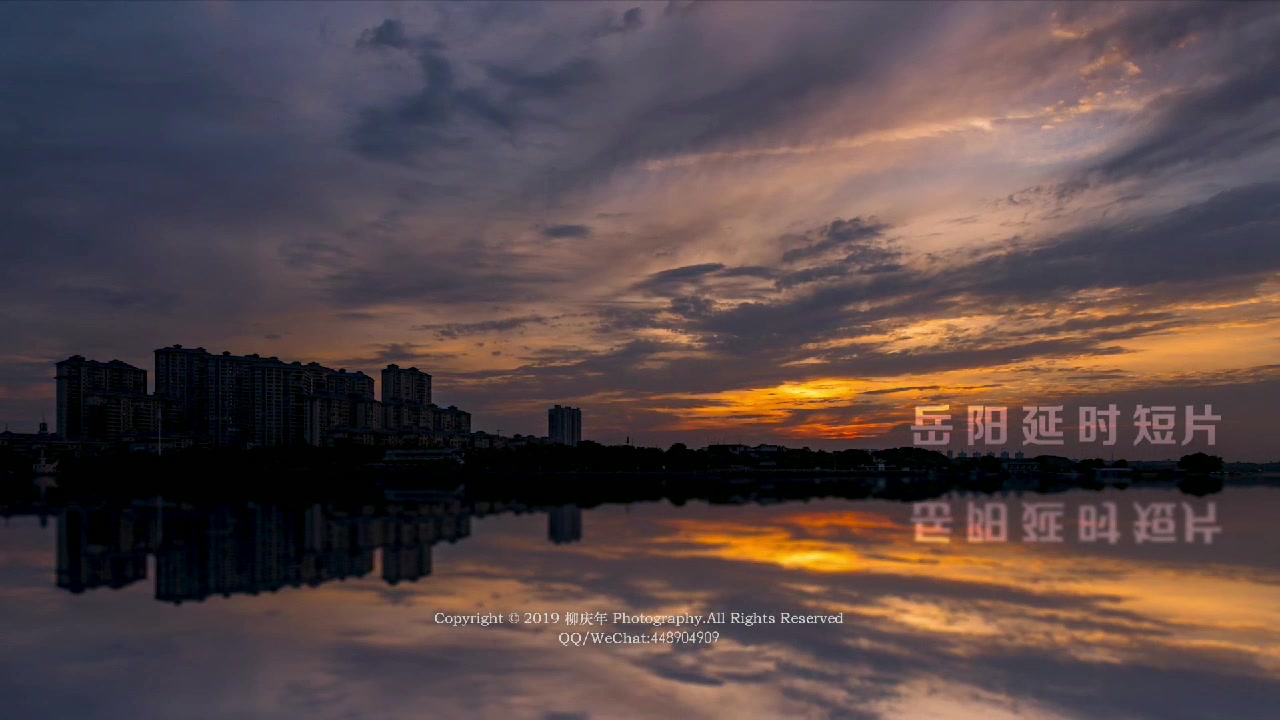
[1090, 48, 1280, 184]
[1059, 0, 1274, 59]
[542, 1, 959, 192]
[717, 266, 777, 280]
[768, 218, 902, 289]
[279, 238, 355, 272]
[780, 217, 891, 264]
[668, 295, 717, 319]
[958, 182, 1280, 301]
[416, 316, 551, 340]
[357, 18, 418, 51]
[861, 385, 942, 396]
[591, 304, 668, 334]
[322, 253, 558, 308]
[58, 285, 180, 311]
[631, 263, 727, 294]
[0, 1, 379, 415]
[591, 7, 645, 39]
[349, 18, 599, 162]
[331, 343, 461, 368]
[694, 183, 1279, 359]
[348, 21, 514, 160]
[1052, 4, 1280, 188]
[485, 58, 600, 100]
[542, 224, 592, 239]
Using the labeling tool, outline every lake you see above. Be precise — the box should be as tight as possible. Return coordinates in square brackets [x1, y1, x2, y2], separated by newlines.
[1, 485, 1277, 719]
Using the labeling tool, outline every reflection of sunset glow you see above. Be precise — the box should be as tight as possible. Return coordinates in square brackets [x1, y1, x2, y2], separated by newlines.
[3, 489, 1280, 719]
[642, 500, 1280, 677]
[872, 679, 1074, 720]
[650, 522, 867, 573]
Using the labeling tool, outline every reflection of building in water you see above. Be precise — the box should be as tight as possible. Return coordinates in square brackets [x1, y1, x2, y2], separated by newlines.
[383, 542, 432, 585]
[548, 505, 582, 545]
[381, 509, 468, 585]
[55, 500, 472, 604]
[57, 506, 151, 593]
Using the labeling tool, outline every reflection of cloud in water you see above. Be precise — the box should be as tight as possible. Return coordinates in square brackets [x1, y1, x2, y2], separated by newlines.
[872, 678, 1076, 720]
[0, 488, 1278, 719]
[632, 494, 1280, 680]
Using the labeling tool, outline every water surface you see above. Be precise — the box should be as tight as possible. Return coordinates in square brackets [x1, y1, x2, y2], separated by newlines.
[1, 486, 1277, 720]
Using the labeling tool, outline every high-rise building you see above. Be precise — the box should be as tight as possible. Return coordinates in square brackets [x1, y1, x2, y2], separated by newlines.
[154, 345, 381, 447]
[382, 400, 432, 432]
[381, 364, 432, 405]
[303, 394, 349, 446]
[249, 358, 307, 447]
[84, 392, 163, 441]
[378, 361, 435, 435]
[204, 350, 256, 447]
[154, 346, 210, 436]
[548, 405, 582, 446]
[328, 368, 376, 399]
[115, 346, 472, 448]
[55, 356, 148, 440]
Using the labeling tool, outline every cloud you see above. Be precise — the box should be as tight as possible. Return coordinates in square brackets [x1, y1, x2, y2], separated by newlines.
[357, 18, 418, 51]
[631, 264, 727, 294]
[542, 224, 592, 239]
[1047, 3, 1280, 188]
[957, 181, 1280, 300]
[348, 20, 515, 160]
[591, 7, 645, 39]
[348, 18, 599, 162]
[417, 316, 553, 340]
[1, 1, 1277, 456]
[780, 217, 892, 265]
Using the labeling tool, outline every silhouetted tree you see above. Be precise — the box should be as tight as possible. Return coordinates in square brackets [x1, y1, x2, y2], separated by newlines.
[1179, 452, 1223, 474]
[835, 449, 873, 468]
[977, 454, 1005, 473]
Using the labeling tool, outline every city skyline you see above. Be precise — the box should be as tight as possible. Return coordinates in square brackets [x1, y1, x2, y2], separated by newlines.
[11, 343, 1265, 461]
[45, 346, 475, 449]
[2, 2, 1279, 460]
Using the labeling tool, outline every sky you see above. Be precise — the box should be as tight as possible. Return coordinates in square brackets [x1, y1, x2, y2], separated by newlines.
[1, 1, 1278, 459]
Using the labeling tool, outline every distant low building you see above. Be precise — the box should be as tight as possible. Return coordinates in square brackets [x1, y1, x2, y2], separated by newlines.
[1002, 460, 1039, 474]
[470, 431, 507, 449]
[432, 405, 471, 435]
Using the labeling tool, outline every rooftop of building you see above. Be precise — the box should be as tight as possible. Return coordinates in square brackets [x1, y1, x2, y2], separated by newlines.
[57, 355, 145, 369]
[155, 346, 373, 375]
[383, 364, 430, 374]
